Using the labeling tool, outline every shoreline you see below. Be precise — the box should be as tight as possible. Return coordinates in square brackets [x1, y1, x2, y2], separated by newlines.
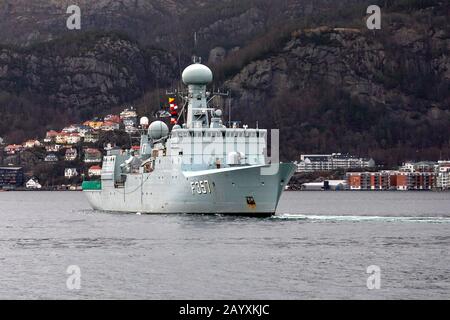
[2, 189, 449, 193]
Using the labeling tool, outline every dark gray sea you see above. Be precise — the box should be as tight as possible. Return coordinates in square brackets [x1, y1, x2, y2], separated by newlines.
[0, 191, 449, 299]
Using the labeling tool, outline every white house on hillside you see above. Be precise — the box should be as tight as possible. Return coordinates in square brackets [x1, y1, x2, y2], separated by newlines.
[64, 168, 79, 178]
[26, 178, 42, 189]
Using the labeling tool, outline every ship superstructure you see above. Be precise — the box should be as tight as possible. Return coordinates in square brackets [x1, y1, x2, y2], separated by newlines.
[83, 62, 295, 216]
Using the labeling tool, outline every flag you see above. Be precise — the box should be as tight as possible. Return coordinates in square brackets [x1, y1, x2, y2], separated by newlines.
[168, 97, 178, 124]
[169, 104, 178, 115]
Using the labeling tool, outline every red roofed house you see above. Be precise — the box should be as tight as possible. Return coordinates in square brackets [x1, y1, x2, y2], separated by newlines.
[104, 114, 121, 123]
[45, 144, 62, 152]
[84, 148, 102, 163]
[55, 132, 68, 144]
[66, 133, 81, 145]
[100, 121, 120, 131]
[65, 148, 78, 161]
[88, 165, 102, 177]
[44, 130, 59, 143]
[23, 140, 41, 149]
[4, 144, 23, 155]
[62, 125, 79, 133]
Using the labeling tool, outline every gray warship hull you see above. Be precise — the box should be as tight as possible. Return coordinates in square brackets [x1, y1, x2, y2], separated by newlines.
[84, 163, 295, 216]
[83, 61, 296, 216]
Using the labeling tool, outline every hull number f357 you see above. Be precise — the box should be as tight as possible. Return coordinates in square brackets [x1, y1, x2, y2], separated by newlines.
[191, 180, 212, 195]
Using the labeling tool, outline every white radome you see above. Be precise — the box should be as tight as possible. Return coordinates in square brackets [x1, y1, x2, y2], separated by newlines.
[140, 116, 149, 126]
[182, 63, 213, 85]
[148, 121, 169, 140]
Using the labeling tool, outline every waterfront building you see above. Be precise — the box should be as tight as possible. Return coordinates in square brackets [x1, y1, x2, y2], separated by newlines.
[399, 171, 434, 190]
[297, 153, 375, 172]
[26, 178, 42, 189]
[400, 161, 435, 173]
[302, 180, 347, 191]
[23, 140, 41, 149]
[44, 130, 59, 143]
[124, 125, 138, 134]
[104, 114, 121, 123]
[55, 132, 68, 145]
[45, 144, 62, 152]
[104, 143, 116, 151]
[0, 167, 24, 189]
[347, 171, 435, 191]
[83, 121, 104, 130]
[120, 107, 138, 121]
[84, 148, 102, 163]
[64, 168, 79, 178]
[66, 133, 81, 145]
[4, 144, 24, 155]
[120, 107, 138, 133]
[88, 165, 102, 177]
[84, 132, 99, 143]
[347, 171, 390, 190]
[62, 125, 79, 133]
[44, 154, 58, 162]
[65, 148, 78, 161]
[436, 161, 450, 190]
[77, 125, 93, 137]
[100, 121, 120, 131]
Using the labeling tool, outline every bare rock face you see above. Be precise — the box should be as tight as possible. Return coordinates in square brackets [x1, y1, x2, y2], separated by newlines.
[0, 0, 184, 46]
[198, 8, 266, 46]
[226, 26, 449, 112]
[0, 0, 374, 55]
[0, 35, 176, 109]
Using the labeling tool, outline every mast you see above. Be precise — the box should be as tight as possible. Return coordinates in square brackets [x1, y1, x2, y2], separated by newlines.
[182, 63, 213, 128]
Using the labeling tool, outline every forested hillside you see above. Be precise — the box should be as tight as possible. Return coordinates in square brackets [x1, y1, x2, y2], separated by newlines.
[0, 0, 448, 166]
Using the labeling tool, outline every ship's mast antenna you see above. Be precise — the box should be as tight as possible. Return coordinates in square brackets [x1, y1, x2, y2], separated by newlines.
[194, 32, 197, 50]
[228, 92, 232, 128]
[193, 32, 199, 63]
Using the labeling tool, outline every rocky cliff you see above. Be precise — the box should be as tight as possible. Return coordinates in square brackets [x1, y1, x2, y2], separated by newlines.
[0, 33, 176, 108]
[0, 0, 448, 164]
[223, 4, 450, 163]
[0, 0, 369, 49]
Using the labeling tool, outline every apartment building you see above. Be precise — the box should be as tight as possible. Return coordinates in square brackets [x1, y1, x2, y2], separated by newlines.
[347, 171, 435, 191]
[297, 153, 375, 172]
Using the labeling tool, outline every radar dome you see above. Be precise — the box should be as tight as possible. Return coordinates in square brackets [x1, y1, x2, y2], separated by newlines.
[140, 116, 149, 126]
[182, 63, 213, 85]
[148, 121, 169, 140]
[172, 124, 182, 130]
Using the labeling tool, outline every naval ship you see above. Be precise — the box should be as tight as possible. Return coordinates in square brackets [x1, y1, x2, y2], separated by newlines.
[82, 62, 296, 216]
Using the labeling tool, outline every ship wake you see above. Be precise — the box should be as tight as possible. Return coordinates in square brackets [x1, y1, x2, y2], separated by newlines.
[274, 214, 450, 223]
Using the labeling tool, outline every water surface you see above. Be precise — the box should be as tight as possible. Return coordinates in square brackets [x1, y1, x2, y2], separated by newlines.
[0, 191, 449, 299]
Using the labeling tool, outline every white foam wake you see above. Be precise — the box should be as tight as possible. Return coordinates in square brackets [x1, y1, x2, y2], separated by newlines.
[273, 214, 450, 223]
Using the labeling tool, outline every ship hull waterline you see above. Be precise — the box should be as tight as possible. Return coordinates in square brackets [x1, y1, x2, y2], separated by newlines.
[83, 163, 296, 217]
